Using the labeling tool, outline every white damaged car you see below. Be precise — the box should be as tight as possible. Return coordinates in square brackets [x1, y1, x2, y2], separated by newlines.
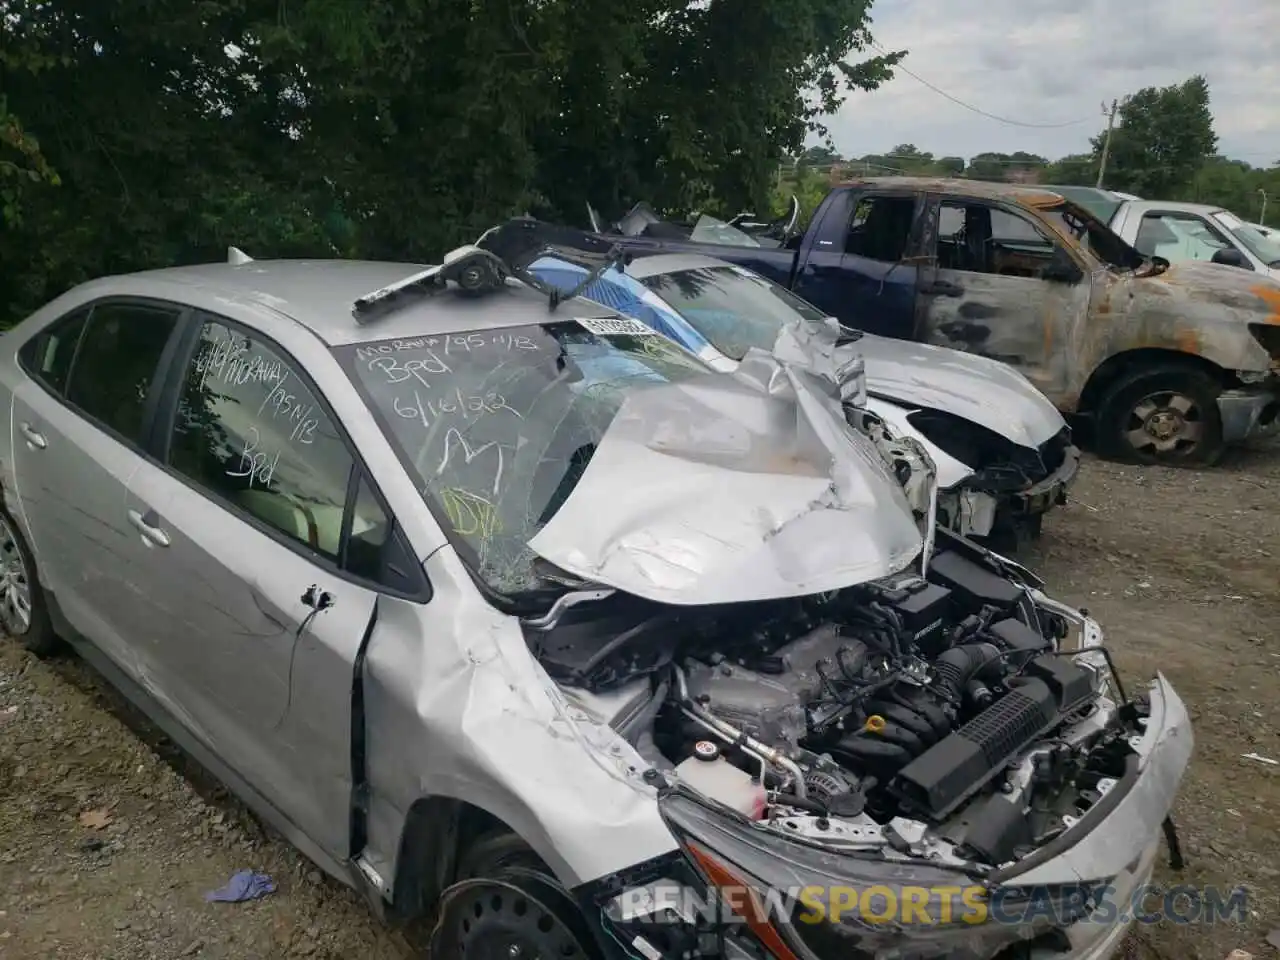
[481, 219, 1080, 546]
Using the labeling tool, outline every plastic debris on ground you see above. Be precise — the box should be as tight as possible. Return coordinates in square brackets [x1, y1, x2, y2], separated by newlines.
[1241, 753, 1278, 766]
[205, 869, 276, 903]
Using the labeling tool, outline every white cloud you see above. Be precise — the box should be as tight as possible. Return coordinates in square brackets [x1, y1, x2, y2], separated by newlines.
[820, 0, 1280, 166]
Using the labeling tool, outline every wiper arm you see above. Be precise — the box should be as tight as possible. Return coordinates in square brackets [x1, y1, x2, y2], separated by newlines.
[538, 244, 629, 312]
[523, 588, 617, 631]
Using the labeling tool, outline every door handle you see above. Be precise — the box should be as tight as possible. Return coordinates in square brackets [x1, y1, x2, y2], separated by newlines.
[19, 422, 47, 449]
[127, 508, 171, 548]
[922, 280, 964, 297]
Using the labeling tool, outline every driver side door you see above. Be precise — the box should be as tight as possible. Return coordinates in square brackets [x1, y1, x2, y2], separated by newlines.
[915, 196, 1090, 398]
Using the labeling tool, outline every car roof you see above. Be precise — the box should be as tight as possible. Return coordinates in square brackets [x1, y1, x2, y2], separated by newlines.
[1115, 199, 1226, 217]
[837, 176, 1067, 209]
[86, 258, 606, 346]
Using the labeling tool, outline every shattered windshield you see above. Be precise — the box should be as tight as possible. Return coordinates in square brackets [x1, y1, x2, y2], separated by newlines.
[1216, 211, 1280, 267]
[1039, 201, 1146, 272]
[689, 215, 761, 247]
[336, 320, 706, 594]
[639, 264, 831, 360]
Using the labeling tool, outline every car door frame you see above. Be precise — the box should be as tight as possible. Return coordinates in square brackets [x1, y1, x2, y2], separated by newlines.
[915, 192, 1094, 400]
[794, 185, 930, 339]
[8, 295, 195, 675]
[121, 306, 433, 867]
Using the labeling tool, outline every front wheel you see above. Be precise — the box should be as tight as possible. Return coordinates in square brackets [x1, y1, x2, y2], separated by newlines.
[431, 831, 596, 960]
[1097, 366, 1226, 466]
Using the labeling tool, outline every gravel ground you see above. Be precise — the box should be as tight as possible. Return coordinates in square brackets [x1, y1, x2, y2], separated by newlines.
[1, 447, 1277, 960]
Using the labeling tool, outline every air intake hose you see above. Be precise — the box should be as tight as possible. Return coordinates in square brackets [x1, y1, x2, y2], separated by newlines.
[932, 642, 1002, 703]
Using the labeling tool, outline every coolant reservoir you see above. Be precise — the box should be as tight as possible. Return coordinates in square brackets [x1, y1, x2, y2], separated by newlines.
[674, 741, 766, 819]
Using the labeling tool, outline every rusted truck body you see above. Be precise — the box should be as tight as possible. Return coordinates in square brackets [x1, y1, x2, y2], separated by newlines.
[592, 179, 1280, 463]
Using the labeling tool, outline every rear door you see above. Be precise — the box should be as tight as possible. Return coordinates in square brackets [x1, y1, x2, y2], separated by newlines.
[121, 312, 428, 860]
[10, 299, 186, 675]
[793, 189, 923, 338]
[916, 196, 1089, 397]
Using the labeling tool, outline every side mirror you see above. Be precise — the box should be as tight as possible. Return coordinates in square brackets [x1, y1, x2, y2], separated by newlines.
[1042, 248, 1084, 284]
[1211, 247, 1249, 269]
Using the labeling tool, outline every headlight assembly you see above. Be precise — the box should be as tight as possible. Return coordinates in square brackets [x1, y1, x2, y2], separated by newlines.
[659, 789, 1075, 960]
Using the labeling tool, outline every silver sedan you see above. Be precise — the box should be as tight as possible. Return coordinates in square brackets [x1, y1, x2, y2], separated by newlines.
[0, 246, 1191, 960]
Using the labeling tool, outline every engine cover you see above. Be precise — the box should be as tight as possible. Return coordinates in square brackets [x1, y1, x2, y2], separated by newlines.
[889, 655, 1097, 819]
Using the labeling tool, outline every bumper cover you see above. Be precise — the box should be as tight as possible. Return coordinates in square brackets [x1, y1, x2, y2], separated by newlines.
[953, 444, 1080, 539]
[1012, 443, 1081, 518]
[1218, 387, 1280, 443]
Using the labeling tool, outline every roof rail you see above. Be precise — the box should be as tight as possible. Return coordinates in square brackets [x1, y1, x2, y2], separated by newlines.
[227, 246, 253, 265]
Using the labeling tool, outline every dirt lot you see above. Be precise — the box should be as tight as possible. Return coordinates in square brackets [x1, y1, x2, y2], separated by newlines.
[1, 448, 1277, 960]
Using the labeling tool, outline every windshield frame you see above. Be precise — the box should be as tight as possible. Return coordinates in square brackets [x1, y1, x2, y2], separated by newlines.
[1214, 210, 1280, 268]
[1036, 199, 1147, 273]
[688, 214, 762, 248]
[332, 319, 712, 604]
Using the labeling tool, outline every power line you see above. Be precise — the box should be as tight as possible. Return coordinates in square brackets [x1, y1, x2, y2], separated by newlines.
[870, 42, 1092, 129]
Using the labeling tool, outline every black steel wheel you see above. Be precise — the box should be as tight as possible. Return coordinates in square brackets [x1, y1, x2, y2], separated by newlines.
[432, 832, 595, 960]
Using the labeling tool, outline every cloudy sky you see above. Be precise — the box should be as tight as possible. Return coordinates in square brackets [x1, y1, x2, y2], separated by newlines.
[822, 0, 1280, 166]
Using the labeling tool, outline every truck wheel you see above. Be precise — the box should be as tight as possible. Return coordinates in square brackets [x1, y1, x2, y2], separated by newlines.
[432, 831, 595, 960]
[1097, 365, 1225, 465]
[0, 506, 59, 656]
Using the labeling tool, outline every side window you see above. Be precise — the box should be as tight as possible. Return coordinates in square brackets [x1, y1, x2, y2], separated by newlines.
[18, 308, 90, 395]
[844, 194, 916, 262]
[937, 202, 1059, 278]
[167, 318, 355, 563]
[64, 302, 182, 442]
[1135, 212, 1233, 263]
[345, 475, 389, 579]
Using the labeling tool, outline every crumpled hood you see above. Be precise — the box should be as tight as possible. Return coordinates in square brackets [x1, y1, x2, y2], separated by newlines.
[529, 322, 924, 606]
[1146, 260, 1280, 322]
[854, 333, 1066, 448]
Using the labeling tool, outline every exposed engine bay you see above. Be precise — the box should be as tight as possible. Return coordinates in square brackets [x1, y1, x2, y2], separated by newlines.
[535, 539, 1146, 870]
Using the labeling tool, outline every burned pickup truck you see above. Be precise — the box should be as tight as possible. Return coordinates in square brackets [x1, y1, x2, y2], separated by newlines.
[588, 180, 1280, 465]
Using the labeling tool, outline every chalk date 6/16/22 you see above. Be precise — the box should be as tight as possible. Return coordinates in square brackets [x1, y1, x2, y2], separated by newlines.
[392, 388, 523, 430]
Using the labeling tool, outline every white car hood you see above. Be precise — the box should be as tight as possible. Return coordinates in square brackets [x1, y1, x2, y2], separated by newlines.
[530, 325, 924, 606]
[855, 333, 1066, 448]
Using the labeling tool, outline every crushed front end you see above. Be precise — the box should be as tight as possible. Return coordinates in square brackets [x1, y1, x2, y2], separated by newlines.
[546, 540, 1190, 960]
[906, 411, 1081, 544]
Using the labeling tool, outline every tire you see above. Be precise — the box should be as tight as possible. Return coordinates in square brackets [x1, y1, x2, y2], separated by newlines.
[432, 831, 596, 960]
[1096, 365, 1226, 466]
[0, 506, 59, 656]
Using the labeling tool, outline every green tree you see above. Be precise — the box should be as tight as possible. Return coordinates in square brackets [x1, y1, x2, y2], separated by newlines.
[796, 145, 844, 172]
[1040, 154, 1097, 186]
[1094, 75, 1217, 196]
[936, 156, 965, 176]
[964, 152, 1046, 182]
[0, 0, 905, 323]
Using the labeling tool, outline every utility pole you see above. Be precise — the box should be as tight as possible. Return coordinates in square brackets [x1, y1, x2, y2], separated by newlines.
[1259, 189, 1269, 225]
[1096, 99, 1118, 189]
